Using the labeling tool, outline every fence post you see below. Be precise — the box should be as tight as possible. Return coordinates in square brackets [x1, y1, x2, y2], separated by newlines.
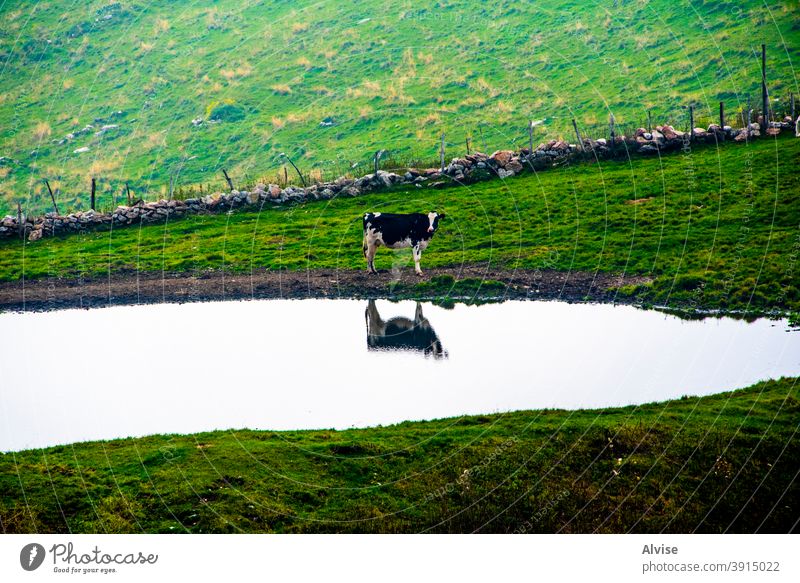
[791, 93, 795, 122]
[90, 177, 96, 210]
[647, 110, 652, 133]
[761, 43, 769, 132]
[126, 183, 132, 206]
[374, 150, 380, 175]
[44, 179, 59, 215]
[439, 133, 446, 172]
[221, 168, 234, 191]
[465, 136, 471, 156]
[688, 106, 694, 142]
[719, 101, 725, 128]
[281, 153, 306, 187]
[17, 202, 23, 240]
[571, 119, 584, 153]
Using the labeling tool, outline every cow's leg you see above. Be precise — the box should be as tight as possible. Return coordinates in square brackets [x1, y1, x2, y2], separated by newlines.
[414, 302, 424, 323]
[364, 239, 378, 274]
[365, 299, 384, 336]
[412, 244, 423, 276]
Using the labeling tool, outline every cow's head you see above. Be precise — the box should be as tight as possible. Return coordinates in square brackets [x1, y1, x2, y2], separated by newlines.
[426, 211, 446, 233]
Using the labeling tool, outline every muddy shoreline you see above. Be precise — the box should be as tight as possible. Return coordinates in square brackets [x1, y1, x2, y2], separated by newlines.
[0, 266, 652, 313]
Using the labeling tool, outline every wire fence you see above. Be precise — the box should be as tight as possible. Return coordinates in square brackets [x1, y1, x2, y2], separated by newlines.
[23, 89, 800, 217]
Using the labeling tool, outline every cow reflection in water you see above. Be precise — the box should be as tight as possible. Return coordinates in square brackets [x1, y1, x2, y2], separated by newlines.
[365, 300, 447, 359]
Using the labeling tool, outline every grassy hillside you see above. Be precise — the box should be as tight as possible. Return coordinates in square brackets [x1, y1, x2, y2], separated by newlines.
[1, 0, 798, 214]
[2, 135, 799, 313]
[1, 376, 797, 533]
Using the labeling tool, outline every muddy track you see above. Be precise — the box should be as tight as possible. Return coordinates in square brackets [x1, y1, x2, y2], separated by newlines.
[0, 265, 652, 313]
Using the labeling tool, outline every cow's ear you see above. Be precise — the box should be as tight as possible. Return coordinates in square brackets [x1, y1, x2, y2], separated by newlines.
[438, 212, 446, 220]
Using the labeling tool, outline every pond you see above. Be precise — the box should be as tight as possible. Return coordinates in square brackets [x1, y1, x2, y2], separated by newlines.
[1, 299, 798, 451]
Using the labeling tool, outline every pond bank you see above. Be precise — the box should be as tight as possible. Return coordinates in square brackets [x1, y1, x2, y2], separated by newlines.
[0, 266, 652, 313]
[1, 377, 797, 533]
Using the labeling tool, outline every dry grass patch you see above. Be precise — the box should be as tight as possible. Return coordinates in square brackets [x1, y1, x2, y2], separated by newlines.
[625, 197, 653, 205]
[471, 77, 499, 98]
[32, 122, 52, 141]
[271, 84, 292, 95]
[154, 18, 170, 34]
[286, 112, 310, 124]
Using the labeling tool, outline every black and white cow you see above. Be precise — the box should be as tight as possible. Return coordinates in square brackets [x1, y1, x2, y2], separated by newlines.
[365, 300, 446, 359]
[362, 212, 445, 275]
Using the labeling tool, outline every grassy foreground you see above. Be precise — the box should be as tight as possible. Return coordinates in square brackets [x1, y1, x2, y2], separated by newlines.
[2, 135, 800, 313]
[1, 377, 797, 534]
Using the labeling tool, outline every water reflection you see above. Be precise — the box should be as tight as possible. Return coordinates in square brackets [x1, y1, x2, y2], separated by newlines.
[2, 299, 799, 451]
[366, 300, 447, 359]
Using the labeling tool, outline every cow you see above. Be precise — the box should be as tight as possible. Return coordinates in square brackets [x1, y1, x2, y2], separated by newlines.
[362, 211, 445, 275]
[365, 300, 447, 359]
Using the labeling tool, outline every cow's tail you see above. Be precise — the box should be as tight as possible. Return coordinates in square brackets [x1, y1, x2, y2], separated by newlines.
[361, 213, 371, 257]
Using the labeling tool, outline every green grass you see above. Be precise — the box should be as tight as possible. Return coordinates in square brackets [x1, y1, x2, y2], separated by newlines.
[1, 0, 798, 214]
[3, 135, 799, 313]
[1, 376, 797, 533]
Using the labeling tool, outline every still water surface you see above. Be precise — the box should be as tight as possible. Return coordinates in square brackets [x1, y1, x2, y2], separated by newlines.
[1, 299, 798, 451]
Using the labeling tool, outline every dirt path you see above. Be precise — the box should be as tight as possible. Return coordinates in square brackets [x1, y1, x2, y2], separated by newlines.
[0, 265, 652, 312]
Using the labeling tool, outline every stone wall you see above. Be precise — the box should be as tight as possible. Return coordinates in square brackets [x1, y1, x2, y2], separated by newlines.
[2, 117, 796, 242]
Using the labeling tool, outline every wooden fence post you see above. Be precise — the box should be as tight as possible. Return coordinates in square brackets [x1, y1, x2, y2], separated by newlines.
[90, 177, 96, 210]
[439, 133, 446, 172]
[126, 183, 132, 206]
[688, 106, 694, 142]
[281, 154, 306, 187]
[465, 136, 471, 156]
[479, 125, 485, 153]
[571, 118, 584, 153]
[44, 179, 59, 215]
[761, 43, 769, 132]
[17, 202, 23, 239]
[647, 110, 652, 133]
[719, 101, 725, 128]
[221, 168, 234, 191]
